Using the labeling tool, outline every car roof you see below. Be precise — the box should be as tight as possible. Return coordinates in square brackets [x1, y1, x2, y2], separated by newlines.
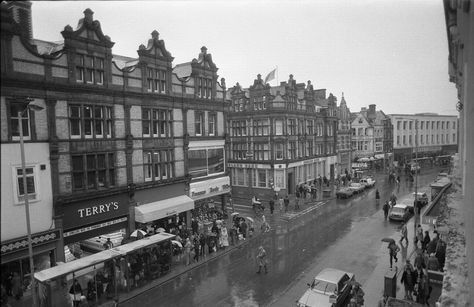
[393, 204, 408, 209]
[315, 268, 351, 283]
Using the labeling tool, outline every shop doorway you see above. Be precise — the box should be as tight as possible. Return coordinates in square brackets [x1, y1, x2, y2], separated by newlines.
[287, 172, 294, 195]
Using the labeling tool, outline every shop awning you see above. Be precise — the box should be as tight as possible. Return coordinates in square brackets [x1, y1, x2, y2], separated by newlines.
[135, 195, 194, 223]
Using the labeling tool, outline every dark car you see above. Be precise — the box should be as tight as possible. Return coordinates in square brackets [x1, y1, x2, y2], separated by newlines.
[389, 204, 411, 222]
[336, 188, 354, 199]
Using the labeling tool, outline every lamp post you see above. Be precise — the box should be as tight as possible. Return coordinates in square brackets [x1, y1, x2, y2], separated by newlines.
[413, 119, 419, 243]
[18, 98, 43, 307]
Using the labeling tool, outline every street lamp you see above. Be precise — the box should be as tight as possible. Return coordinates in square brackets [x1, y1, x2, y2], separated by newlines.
[413, 119, 419, 244]
[18, 97, 44, 307]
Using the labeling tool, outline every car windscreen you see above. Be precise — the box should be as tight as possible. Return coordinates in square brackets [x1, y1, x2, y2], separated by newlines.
[312, 279, 337, 294]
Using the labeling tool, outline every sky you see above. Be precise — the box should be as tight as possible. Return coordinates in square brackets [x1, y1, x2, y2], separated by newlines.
[30, 0, 458, 115]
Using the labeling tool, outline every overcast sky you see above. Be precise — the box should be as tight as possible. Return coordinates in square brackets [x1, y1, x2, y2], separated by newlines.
[31, 0, 458, 115]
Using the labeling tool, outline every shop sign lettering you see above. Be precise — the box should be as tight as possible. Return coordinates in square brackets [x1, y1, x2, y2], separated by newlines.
[190, 183, 231, 198]
[77, 202, 119, 218]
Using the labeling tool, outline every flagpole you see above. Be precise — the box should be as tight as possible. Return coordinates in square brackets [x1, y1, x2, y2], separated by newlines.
[276, 66, 279, 84]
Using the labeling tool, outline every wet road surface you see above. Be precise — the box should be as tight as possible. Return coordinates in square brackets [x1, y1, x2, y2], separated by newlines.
[121, 168, 443, 307]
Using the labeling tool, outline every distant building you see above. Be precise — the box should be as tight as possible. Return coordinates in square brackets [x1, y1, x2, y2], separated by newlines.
[336, 93, 353, 175]
[227, 75, 338, 202]
[388, 113, 458, 166]
[351, 105, 393, 170]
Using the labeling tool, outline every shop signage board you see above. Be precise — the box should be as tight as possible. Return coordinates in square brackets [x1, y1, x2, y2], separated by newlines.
[62, 193, 129, 230]
[190, 176, 231, 200]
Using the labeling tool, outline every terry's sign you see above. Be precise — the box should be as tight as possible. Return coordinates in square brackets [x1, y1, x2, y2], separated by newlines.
[62, 193, 129, 230]
[77, 202, 119, 218]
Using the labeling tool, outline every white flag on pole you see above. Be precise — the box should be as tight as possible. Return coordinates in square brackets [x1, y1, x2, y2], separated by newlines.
[264, 68, 276, 83]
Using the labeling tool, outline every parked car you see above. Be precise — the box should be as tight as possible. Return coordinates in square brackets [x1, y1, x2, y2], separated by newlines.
[336, 188, 354, 199]
[297, 268, 355, 307]
[410, 162, 421, 173]
[412, 192, 429, 206]
[348, 182, 365, 194]
[359, 177, 376, 188]
[389, 204, 411, 222]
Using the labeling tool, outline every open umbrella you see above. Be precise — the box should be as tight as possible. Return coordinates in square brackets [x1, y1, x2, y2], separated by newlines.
[245, 217, 254, 223]
[231, 212, 240, 216]
[171, 240, 182, 248]
[130, 229, 147, 238]
[381, 237, 395, 244]
[156, 227, 165, 233]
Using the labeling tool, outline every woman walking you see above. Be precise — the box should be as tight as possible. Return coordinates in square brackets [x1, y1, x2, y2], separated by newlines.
[256, 246, 268, 274]
[184, 238, 192, 266]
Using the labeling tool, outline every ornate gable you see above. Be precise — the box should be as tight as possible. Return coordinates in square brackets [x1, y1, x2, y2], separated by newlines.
[191, 46, 217, 73]
[249, 74, 271, 91]
[61, 8, 114, 49]
[230, 82, 246, 97]
[137, 30, 174, 63]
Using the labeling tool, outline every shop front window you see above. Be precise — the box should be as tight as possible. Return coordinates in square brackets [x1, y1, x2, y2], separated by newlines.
[188, 148, 224, 178]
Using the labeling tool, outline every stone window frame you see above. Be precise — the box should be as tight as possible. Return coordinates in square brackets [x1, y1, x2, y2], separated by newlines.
[69, 104, 113, 139]
[142, 108, 173, 138]
[143, 149, 175, 182]
[71, 153, 115, 191]
[75, 54, 104, 85]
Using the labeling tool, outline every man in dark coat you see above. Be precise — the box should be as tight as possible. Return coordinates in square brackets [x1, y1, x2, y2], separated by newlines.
[269, 199, 275, 214]
[191, 218, 199, 235]
[383, 201, 390, 220]
[240, 220, 248, 239]
[284, 195, 290, 212]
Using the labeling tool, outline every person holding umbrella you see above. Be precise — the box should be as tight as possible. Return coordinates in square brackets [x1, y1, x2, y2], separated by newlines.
[388, 240, 400, 268]
[382, 238, 399, 269]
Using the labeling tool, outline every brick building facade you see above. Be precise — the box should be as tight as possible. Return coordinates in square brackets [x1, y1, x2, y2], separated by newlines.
[1, 3, 227, 279]
[227, 75, 338, 203]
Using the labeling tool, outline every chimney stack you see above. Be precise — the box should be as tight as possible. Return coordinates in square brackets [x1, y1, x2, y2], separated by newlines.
[6, 1, 32, 39]
[368, 104, 376, 122]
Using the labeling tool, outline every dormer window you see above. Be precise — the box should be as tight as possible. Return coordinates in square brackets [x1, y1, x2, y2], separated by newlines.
[76, 54, 104, 85]
[147, 68, 167, 94]
[198, 77, 212, 99]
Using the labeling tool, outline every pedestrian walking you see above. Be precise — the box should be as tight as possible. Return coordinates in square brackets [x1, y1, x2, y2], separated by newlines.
[415, 224, 424, 248]
[269, 199, 275, 214]
[256, 246, 268, 274]
[383, 201, 390, 220]
[191, 218, 199, 235]
[240, 220, 248, 239]
[278, 196, 284, 212]
[284, 195, 290, 212]
[295, 197, 300, 211]
[184, 238, 192, 265]
[375, 189, 380, 205]
[435, 238, 446, 271]
[388, 241, 400, 268]
[11, 272, 22, 301]
[422, 230, 431, 252]
[69, 279, 83, 307]
[220, 225, 229, 250]
[400, 222, 409, 245]
[193, 236, 200, 262]
[401, 260, 415, 300]
[414, 249, 426, 269]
